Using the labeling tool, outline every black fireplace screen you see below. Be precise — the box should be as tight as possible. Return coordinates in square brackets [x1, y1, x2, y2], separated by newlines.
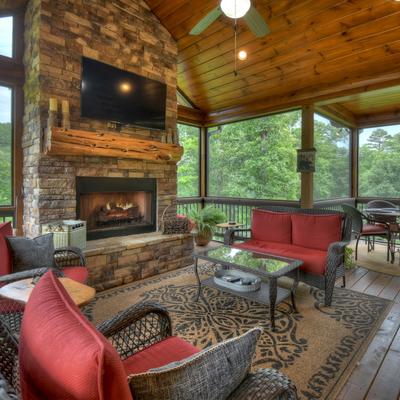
[76, 177, 156, 240]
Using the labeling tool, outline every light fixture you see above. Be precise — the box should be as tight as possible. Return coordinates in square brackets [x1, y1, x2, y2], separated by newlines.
[119, 82, 132, 93]
[238, 50, 247, 60]
[221, 0, 251, 19]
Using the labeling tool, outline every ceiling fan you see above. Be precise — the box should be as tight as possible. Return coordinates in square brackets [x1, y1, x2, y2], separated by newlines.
[189, 0, 269, 37]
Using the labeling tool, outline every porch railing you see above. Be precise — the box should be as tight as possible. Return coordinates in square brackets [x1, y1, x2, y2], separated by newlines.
[0, 208, 15, 226]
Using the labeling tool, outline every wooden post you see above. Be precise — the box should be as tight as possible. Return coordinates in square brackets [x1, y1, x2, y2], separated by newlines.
[351, 128, 359, 198]
[301, 105, 314, 208]
[200, 126, 207, 199]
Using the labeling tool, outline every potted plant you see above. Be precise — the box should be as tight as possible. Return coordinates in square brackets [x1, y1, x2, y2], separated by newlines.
[189, 206, 226, 246]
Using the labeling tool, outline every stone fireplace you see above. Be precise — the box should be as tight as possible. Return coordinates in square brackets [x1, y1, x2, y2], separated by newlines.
[23, 0, 179, 237]
[22, 0, 194, 290]
[76, 177, 157, 240]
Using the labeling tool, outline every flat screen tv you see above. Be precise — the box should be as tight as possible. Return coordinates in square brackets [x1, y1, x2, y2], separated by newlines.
[81, 57, 166, 130]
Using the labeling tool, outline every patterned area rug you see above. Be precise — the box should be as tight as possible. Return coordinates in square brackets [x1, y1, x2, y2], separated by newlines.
[83, 264, 391, 400]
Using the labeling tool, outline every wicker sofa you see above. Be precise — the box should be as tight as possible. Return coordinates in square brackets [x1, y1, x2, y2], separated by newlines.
[0, 271, 298, 400]
[224, 207, 352, 306]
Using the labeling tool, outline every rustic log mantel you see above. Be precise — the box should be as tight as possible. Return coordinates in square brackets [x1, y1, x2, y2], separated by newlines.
[44, 127, 183, 162]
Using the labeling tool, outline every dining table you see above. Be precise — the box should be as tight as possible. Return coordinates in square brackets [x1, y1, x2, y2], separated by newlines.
[364, 207, 400, 263]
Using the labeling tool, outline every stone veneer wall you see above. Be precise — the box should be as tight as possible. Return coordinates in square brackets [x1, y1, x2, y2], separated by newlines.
[23, 0, 178, 237]
[85, 233, 194, 290]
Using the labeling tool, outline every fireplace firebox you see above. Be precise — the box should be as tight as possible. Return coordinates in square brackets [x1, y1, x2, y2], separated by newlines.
[76, 177, 157, 240]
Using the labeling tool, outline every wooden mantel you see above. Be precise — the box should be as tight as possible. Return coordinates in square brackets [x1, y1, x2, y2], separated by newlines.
[44, 127, 183, 162]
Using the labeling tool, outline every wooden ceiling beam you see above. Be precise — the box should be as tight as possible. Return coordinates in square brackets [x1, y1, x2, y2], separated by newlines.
[315, 104, 357, 128]
[177, 105, 206, 126]
[205, 72, 400, 126]
[356, 110, 400, 128]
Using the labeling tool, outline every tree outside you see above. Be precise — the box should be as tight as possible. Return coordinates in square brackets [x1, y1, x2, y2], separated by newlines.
[359, 125, 400, 198]
[0, 85, 12, 206]
[177, 123, 200, 197]
[207, 110, 301, 200]
[314, 114, 351, 200]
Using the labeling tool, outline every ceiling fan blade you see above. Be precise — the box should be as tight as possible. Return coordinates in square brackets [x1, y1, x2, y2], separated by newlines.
[244, 6, 270, 37]
[190, 7, 222, 35]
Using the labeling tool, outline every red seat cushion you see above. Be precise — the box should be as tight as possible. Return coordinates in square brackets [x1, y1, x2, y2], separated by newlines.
[235, 240, 328, 275]
[291, 214, 342, 251]
[19, 271, 132, 400]
[62, 266, 89, 283]
[0, 222, 13, 276]
[362, 223, 388, 234]
[251, 209, 292, 244]
[123, 336, 200, 375]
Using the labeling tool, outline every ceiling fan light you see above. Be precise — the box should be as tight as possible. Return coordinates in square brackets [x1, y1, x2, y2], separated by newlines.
[221, 0, 251, 19]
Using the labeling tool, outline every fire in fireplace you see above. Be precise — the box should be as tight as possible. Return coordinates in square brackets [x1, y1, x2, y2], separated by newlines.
[76, 177, 157, 240]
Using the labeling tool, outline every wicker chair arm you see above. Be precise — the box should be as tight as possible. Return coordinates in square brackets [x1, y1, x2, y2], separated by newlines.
[97, 302, 172, 359]
[0, 267, 63, 284]
[228, 368, 298, 400]
[53, 246, 86, 268]
[0, 373, 18, 400]
[224, 228, 252, 245]
[326, 241, 349, 274]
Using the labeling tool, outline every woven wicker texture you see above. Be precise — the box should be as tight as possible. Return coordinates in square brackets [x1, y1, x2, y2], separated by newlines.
[128, 327, 263, 400]
[161, 202, 190, 235]
[228, 369, 298, 400]
[97, 302, 172, 359]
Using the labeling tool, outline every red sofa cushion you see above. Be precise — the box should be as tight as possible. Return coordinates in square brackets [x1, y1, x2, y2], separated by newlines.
[19, 271, 132, 400]
[291, 214, 342, 251]
[123, 336, 200, 375]
[235, 240, 328, 275]
[251, 209, 292, 244]
[0, 222, 13, 276]
[62, 266, 89, 284]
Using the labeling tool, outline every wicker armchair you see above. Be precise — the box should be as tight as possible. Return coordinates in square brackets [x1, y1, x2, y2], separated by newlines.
[224, 206, 352, 307]
[1, 298, 297, 400]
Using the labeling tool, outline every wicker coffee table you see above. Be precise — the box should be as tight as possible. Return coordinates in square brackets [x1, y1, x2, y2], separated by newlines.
[193, 246, 303, 331]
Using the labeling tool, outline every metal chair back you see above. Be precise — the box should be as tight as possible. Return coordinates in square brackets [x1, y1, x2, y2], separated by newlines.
[341, 204, 363, 235]
[366, 200, 397, 209]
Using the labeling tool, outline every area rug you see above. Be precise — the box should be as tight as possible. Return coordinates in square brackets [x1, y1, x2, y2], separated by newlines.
[83, 264, 391, 400]
[351, 241, 400, 276]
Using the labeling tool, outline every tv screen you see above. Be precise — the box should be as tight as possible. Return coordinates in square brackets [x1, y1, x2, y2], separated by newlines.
[81, 57, 166, 130]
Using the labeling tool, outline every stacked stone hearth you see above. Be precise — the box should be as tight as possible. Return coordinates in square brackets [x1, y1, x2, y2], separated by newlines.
[23, 0, 193, 290]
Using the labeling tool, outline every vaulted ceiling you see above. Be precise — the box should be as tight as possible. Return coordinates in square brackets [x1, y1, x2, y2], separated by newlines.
[145, 0, 400, 123]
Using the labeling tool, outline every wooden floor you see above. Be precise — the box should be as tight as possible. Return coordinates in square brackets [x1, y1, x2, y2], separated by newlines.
[337, 245, 400, 400]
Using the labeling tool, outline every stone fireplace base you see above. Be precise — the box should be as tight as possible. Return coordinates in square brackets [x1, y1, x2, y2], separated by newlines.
[84, 233, 194, 291]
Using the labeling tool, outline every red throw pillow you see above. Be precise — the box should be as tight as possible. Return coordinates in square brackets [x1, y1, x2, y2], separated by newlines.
[251, 209, 292, 244]
[291, 213, 342, 251]
[0, 222, 13, 276]
[19, 271, 132, 400]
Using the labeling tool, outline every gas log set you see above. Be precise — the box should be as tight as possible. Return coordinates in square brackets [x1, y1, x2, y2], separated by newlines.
[97, 202, 144, 226]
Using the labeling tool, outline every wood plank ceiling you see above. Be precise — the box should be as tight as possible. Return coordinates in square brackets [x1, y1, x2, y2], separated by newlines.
[145, 0, 400, 124]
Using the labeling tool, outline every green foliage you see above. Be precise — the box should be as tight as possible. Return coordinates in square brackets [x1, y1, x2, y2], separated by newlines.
[207, 111, 301, 200]
[314, 115, 350, 200]
[177, 124, 200, 197]
[0, 122, 12, 206]
[344, 247, 356, 269]
[359, 127, 400, 197]
[189, 206, 226, 234]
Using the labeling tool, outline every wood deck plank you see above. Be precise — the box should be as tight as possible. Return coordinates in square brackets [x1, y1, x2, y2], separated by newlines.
[338, 302, 400, 400]
[365, 322, 400, 400]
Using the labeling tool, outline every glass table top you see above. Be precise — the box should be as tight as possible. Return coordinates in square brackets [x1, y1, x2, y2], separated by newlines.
[195, 246, 302, 277]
